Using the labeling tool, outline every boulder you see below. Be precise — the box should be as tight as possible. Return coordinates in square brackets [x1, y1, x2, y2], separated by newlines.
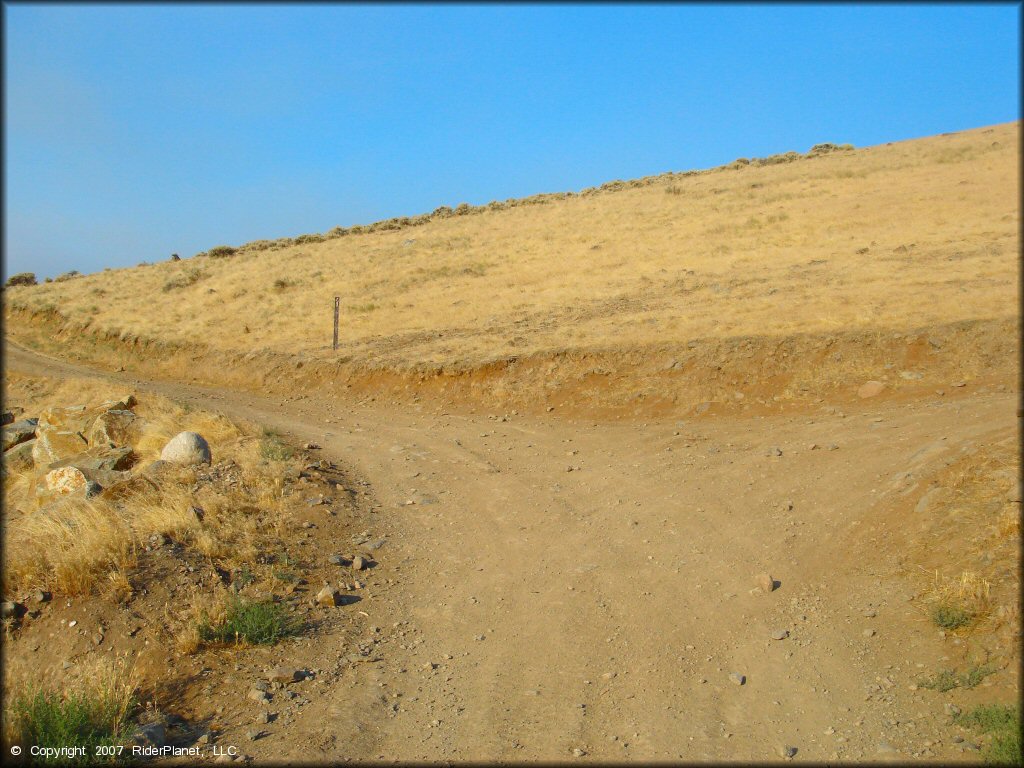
[2, 439, 36, 473]
[45, 447, 136, 490]
[88, 410, 140, 448]
[3, 418, 38, 451]
[99, 395, 137, 412]
[32, 428, 88, 466]
[160, 432, 211, 465]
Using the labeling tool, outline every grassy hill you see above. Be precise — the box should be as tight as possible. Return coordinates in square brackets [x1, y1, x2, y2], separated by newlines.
[4, 121, 1018, 415]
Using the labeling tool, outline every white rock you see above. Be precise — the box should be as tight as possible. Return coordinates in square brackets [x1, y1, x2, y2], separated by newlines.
[160, 431, 211, 465]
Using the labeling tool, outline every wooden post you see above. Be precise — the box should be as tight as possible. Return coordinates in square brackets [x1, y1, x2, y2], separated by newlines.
[333, 296, 340, 351]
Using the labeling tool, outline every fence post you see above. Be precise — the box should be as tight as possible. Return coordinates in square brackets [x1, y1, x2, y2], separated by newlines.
[333, 296, 340, 351]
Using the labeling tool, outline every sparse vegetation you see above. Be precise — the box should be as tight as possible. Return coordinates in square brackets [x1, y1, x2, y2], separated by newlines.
[259, 428, 294, 461]
[162, 267, 205, 292]
[955, 705, 1022, 765]
[920, 661, 998, 692]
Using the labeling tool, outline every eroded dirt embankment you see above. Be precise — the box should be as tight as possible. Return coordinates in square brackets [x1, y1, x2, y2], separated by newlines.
[3, 306, 1018, 419]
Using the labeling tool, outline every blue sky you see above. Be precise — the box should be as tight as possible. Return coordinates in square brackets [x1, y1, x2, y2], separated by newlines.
[4, 3, 1019, 279]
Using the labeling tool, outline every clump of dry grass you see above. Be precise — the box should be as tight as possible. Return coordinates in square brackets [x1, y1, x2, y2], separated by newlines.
[925, 569, 993, 631]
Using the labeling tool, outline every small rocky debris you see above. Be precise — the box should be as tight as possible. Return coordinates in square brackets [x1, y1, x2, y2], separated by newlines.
[352, 555, 367, 571]
[247, 689, 271, 704]
[246, 729, 265, 741]
[328, 554, 347, 566]
[33, 589, 51, 603]
[159, 431, 212, 465]
[777, 745, 797, 759]
[729, 672, 746, 686]
[771, 629, 789, 641]
[765, 446, 783, 457]
[304, 442, 320, 450]
[858, 381, 886, 399]
[755, 573, 776, 593]
[863, 628, 876, 638]
[572, 748, 587, 757]
[876, 742, 898, 754]
[944, 703, 961, 717]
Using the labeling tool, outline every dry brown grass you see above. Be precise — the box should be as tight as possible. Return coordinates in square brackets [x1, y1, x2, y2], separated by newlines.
[4, 122, 1018, 370]
[1, 373, 299, 598]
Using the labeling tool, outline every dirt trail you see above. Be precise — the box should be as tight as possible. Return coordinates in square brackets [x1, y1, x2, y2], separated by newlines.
[5, 340, 1017, 762]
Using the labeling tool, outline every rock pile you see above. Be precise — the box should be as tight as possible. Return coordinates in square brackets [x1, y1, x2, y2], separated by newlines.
[1, 394, 212, 509]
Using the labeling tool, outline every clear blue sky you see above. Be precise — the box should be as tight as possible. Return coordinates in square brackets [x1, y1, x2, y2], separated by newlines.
[4, 3, 1019, 280]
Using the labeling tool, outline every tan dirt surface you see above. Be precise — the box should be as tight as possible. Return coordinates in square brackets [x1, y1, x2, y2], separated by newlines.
[4, 340, 1018, 763]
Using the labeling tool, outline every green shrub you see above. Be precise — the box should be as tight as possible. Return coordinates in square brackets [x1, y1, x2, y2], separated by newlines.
[199, 597, 299, 645]
[932, 603, 974, 630]
[955, 705, 1021, 765]
[207, 245, 237, 258]
[5, 272, 37, 287]
[7, 683, 136, 764]
[162, 268, 205, 292]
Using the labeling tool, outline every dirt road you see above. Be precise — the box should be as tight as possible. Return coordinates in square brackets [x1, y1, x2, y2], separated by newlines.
[6, 341, 1017, 762]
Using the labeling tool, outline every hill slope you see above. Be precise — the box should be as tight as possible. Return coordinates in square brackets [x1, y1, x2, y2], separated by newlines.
[4, 121, 1019, 415]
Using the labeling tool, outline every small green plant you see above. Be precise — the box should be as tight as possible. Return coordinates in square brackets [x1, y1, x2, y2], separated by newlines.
[348, 302, 378, 313]
[199, 597, 299, 645]
[920, 662, 997, 692]
[932, 602, 974, 630]
[955, 705, 1021, 765]
[7, 680, 137, 763]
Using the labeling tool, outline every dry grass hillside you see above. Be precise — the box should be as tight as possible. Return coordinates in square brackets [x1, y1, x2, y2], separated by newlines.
[3, 121, 1019, 415]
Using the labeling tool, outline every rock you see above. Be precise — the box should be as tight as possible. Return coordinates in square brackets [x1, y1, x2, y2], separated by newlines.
[363, 537, 388, 551]
[87, 410, 140, 448]
[328, 554, 346, 566]
[572, 748, 587, 757]
[771, 629, 789, 641]
[729, 672, 746, 686]
[3, 439, 36, 472]
[304, 442, 320, 450]
[51, 446, 136, 474]
[2, 418, 38, 451]
[32, 429, 88, 466]
[33, 590, 50, 603]
[952, 735, 964, 743]
[1, 410, 14, 426]
[863, 628, 876, 638]
[247, 689, 270, 704]
[268, 667, 302, 684]
[944, 703, 961, 717]
[352, 555, 367, 571]
[160, 432, 211, 465]
[316, 586, 339, 607]
[133, 722, 166, 748]
[43, 466, 96, 499]
[257, 711, 270, 724]
[246, 729, 264, 741]
[952, 381, 966, 388]
[858, 381, 886, 399]
[778, 745, 797, 759]
[756, 573, 776, 593]
[765, 447, 783, 457]
[1, 601, 25, 619]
